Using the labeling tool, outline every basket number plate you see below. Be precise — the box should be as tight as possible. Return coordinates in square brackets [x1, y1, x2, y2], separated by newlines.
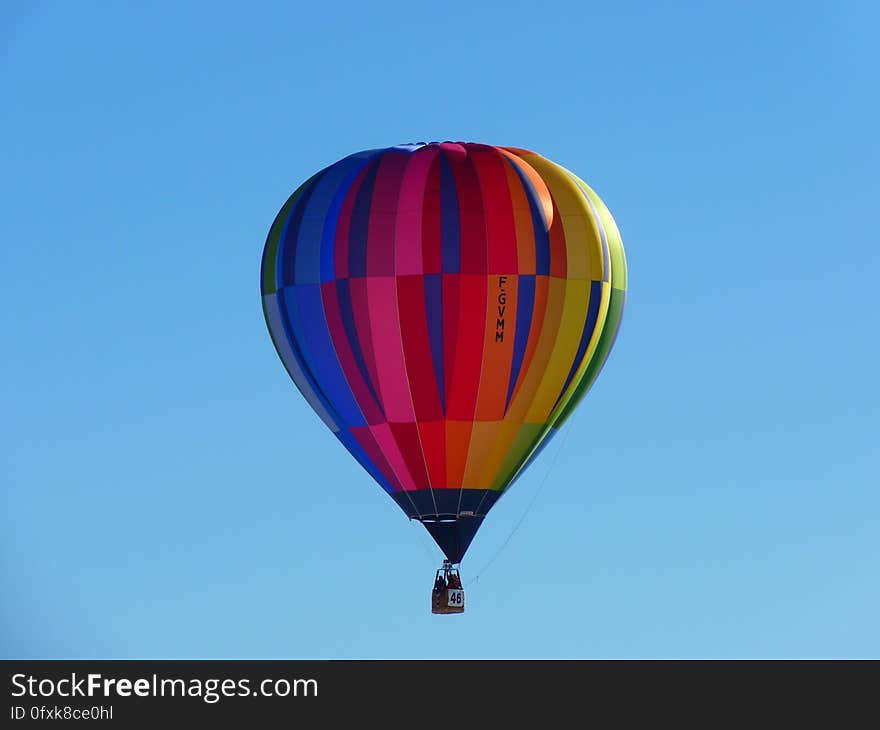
[447, 589, 464, 607]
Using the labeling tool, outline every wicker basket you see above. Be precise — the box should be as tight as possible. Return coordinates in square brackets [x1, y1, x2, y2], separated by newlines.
[432, 587, 465, 614]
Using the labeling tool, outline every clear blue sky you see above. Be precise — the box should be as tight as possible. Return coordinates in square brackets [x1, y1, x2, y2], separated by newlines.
[2, 0, 877, 658]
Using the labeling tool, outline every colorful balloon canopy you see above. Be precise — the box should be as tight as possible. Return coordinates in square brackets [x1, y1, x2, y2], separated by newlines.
[261, 142, 627, 563]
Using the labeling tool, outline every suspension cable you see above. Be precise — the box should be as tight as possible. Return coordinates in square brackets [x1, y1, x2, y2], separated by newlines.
[464, 415, 576, 588]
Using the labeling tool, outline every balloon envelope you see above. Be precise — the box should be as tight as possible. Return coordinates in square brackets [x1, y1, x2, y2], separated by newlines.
[261, 142, 627, 563]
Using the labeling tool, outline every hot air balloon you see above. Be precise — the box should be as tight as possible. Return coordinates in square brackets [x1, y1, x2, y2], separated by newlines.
[260, 142, 626, 613]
